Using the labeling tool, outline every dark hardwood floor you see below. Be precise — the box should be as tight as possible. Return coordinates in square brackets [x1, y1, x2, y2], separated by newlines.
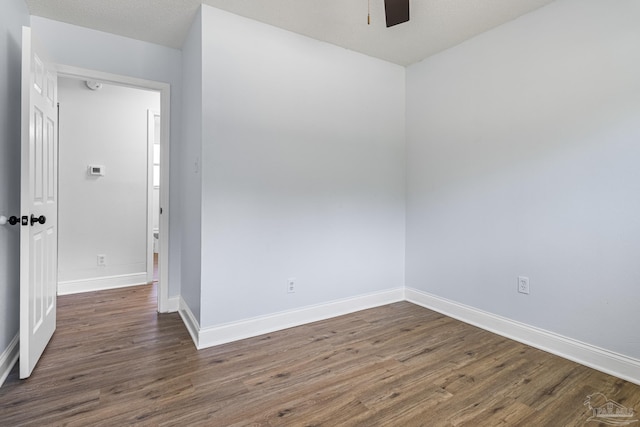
[1, 284, 639, 426]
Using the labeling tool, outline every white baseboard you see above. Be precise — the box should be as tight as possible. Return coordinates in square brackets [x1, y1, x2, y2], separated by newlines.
[58, 273, 148, 295]
[175, 285, 640, 385]
[185, 288, 404, 350]
[0, 334, 19, 388]
[178, 297, 200, 348]
[405, 287, 640, 387]
[165, 296, 180, 313]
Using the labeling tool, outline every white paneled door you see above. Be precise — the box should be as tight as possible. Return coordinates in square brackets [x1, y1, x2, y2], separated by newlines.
[20, 26, 58, 379]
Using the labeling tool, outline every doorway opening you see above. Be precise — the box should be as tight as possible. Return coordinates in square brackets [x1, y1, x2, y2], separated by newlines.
[55, 65, 170, 313]
[148, 109, 161, 287]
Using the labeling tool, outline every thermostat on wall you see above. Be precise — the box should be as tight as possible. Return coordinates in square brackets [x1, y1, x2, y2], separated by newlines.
[88, 165, 105, 176]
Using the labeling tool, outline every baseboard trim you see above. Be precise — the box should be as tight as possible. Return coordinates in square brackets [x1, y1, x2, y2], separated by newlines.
[0, 334, 19, 388]
[405, 287, 640, 386]
[58, 273, 148, 295]
[178, 297, 200, 348]
[191, 288, 404, 350]
[165, 296, 180, 313]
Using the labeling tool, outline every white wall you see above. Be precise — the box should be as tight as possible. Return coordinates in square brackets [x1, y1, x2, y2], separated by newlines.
[57, 78, 160, 290]
[0, 0, 30, 383]
[197, 6, 406, 327]
[406, 0, 640, 359]
[179, 9, 203, 321]
[30, 17, 182, 297]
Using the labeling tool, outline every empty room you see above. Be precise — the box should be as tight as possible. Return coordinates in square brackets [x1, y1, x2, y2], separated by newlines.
[1, 0, 639, 425]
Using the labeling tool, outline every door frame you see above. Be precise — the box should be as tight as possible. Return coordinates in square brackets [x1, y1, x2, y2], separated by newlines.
[147, 109, 160, 284]
[56, 64, 171, 313]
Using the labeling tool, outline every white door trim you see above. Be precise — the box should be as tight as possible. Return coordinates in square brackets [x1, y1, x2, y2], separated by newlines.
[147, 109, 160, 284]
[56, 64, 171, 313]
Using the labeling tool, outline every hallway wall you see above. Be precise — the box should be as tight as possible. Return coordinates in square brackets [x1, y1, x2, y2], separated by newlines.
[57, 77, 160, 294]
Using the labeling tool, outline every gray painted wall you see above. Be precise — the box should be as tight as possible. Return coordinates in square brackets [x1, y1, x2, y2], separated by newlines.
[406, 0, 640, 359]
[179, 9, 203, 321]
[197, 6, 406, 327]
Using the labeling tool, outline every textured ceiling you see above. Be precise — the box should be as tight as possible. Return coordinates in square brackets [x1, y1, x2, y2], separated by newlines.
[23, 0, 556, 66]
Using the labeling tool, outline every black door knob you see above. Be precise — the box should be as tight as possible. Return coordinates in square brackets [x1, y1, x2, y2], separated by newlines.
[30, 215, 46, 226]
[8, 216, 20, 225]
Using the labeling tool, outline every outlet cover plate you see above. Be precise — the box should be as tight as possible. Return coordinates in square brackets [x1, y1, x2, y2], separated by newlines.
[518, 276, 530, 294]
[287, 278, 296, 293]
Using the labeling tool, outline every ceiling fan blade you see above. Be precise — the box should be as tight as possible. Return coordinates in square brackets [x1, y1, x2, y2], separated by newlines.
[384, 0, 410, 27]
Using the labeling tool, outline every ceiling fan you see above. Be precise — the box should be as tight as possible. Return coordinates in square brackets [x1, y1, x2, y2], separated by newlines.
[369, 0, 410, 27]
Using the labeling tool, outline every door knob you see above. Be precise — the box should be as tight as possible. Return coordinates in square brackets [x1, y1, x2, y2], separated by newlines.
[0, 216, 21, 225]
[30, 214, 46, 226]
[0, 215, 20, 225]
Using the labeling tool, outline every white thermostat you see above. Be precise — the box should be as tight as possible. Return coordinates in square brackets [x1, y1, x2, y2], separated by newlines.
[88, 165, 105, 176]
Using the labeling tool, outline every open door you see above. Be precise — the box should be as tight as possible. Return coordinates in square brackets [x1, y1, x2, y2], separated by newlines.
[20, 26, 58, 379]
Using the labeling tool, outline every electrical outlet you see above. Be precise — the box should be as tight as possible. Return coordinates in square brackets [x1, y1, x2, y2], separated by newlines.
[518, 276, 529, 294]
[97, 254, 107, 267]
[287, 278, 296, 293]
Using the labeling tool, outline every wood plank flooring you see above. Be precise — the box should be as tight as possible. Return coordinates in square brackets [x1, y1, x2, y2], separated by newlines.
[1, 284, 639, 426]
